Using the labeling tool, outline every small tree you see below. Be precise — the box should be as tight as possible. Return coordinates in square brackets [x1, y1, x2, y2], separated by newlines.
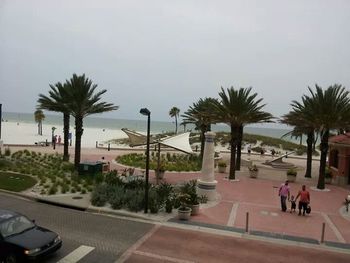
[34, 109, 45, 135]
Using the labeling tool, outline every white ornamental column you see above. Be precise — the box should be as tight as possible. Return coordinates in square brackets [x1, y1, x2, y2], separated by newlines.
[197, 132, 217, 201]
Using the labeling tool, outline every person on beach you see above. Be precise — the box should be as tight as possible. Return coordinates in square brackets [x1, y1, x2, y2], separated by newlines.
[278, 180, 290, 212]
[289, 195, 296, 213]
[295, 185, 310, 216]
[58, 135, 61, 145]
[247, 145, 251, 155]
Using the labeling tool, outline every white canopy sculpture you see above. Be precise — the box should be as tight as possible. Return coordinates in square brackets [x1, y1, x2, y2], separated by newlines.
[121, 128, 193, 154]
[122, 128, 193, 178]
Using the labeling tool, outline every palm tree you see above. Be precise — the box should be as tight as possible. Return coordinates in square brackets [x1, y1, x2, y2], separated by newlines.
[169, 107, 180, 134]
[34, 109, 45, 135]
[64, 74, 119, 169]
[38, 82, 70, 161]
[281, 105, 315, 178]
[212, 87, 273, 179]
[301, 84, 350, 189]
[182, 98, 217, 158]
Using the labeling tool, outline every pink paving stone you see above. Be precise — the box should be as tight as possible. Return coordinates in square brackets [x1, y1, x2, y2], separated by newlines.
[190, 201, 233, 226]
[127, 226, 350, 263]
[328, 214, 350, 243]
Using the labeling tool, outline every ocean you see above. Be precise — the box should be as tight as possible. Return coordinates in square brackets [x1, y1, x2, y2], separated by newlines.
[2, 112, 294, 142]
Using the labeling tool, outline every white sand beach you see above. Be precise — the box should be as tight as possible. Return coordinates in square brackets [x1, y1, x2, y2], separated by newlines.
[0, 121, 127, 148]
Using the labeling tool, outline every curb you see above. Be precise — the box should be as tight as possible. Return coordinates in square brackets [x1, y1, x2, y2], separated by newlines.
[0, 189, 162, 222]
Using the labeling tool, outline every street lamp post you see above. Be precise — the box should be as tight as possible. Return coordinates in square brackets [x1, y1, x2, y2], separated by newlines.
[0, 104, 2, 139]
[140, 108, 151, 214]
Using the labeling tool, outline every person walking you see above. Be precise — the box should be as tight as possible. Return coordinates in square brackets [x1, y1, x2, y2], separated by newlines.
[295, 185, 310, 216]
[278, 180, 290, 212]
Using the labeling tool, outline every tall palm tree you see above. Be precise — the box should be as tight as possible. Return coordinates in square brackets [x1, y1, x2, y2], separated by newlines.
[34, 109, 45, 135]
[301, 84, 350, 189]
[212, 87, 273, 179]
[169, 107, 180, 134]
[64, 74, 119, 169]
[38, 82, 70, 161]
[182, 98, 217, 158]
[281, 104, 315, 178]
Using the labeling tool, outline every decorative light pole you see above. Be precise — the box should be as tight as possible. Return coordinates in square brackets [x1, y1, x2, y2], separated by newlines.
[0, 104, 2, 139]
[140, 108, 151, 213]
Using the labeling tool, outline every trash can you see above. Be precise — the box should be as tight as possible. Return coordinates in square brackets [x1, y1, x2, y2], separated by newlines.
[78, 161, 104, 176]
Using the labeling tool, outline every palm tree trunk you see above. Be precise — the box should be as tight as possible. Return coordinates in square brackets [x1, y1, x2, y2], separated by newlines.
[74, 116, 83, 170]
[317, 129, 329, 189]
[63, 113, 70, 162]
[175, 115, 178, 134]
[304, 131, 313, 178]
[37, 122, 40, 135]
[229, 125, 237, 180]
[235, 125, 243, 171]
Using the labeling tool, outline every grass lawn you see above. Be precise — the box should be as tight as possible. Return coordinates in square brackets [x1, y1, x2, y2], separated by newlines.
[0, 171, 37, 192]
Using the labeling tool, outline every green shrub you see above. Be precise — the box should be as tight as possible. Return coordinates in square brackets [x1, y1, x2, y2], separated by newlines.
[287, 168, 297, 176]
[48, 185, 57, 195]
[125, 189, 144, 212]
[124, 178, 145, 190]
[148, 188, 160, 214]
[108, 186, 124, 209]
[156, 182, 173, 206]
[105, 171, 123, 186]
[4, 148, 11, 156]
[91, 184, 109, 207]
[61, 162, 74, 172]
[80, 189, 87, 194]
[165, 199, 173, 213]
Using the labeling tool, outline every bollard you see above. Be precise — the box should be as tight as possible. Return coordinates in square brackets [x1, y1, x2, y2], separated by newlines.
[320, 222, 326, 243]
[96, 141, 98, 148]
[108, 143, 110, 151]
[245, 212, 249, 233]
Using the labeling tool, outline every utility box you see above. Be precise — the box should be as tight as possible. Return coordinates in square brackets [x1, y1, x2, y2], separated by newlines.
[78, 161, 105, 176]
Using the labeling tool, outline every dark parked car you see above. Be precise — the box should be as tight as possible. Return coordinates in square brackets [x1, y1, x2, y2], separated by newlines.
[0, 209, 62, 262]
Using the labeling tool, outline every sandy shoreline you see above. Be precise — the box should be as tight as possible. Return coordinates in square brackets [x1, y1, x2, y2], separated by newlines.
[0, 121, 127, 148]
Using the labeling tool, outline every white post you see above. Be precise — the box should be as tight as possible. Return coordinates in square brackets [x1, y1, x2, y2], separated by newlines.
[197, 132, 217, 201]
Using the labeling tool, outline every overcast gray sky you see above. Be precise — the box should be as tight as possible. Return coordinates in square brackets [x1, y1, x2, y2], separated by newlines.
[1, 0, 349, 122]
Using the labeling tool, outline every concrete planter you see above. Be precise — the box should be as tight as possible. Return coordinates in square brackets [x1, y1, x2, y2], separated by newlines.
[218, 166, 227, 173]
[190, 204, 200, 215]
[287, 175, 296, 182]
[249, 171, 258, 178]
[178, 207, 192, 220]
[325, 177, 332, 184]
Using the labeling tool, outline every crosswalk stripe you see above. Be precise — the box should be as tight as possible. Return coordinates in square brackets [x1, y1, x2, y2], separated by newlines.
[57, 245, 95, 263]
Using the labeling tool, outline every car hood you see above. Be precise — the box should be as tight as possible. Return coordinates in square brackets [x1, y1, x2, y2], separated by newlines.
[6, 226, 57, 249]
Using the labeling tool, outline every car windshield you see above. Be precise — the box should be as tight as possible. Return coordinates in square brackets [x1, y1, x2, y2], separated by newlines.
[0, 215, 35, 238]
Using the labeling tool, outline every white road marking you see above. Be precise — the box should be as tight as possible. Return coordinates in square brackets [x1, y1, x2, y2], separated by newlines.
[227, 202, 239, 226]
[321, 212, 346, 243]
[133, 251, 195, 263]
[57, 245, 95, 263]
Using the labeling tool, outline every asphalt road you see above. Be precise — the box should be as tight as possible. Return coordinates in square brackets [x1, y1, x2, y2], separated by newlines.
[0, 193, 153, 262]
